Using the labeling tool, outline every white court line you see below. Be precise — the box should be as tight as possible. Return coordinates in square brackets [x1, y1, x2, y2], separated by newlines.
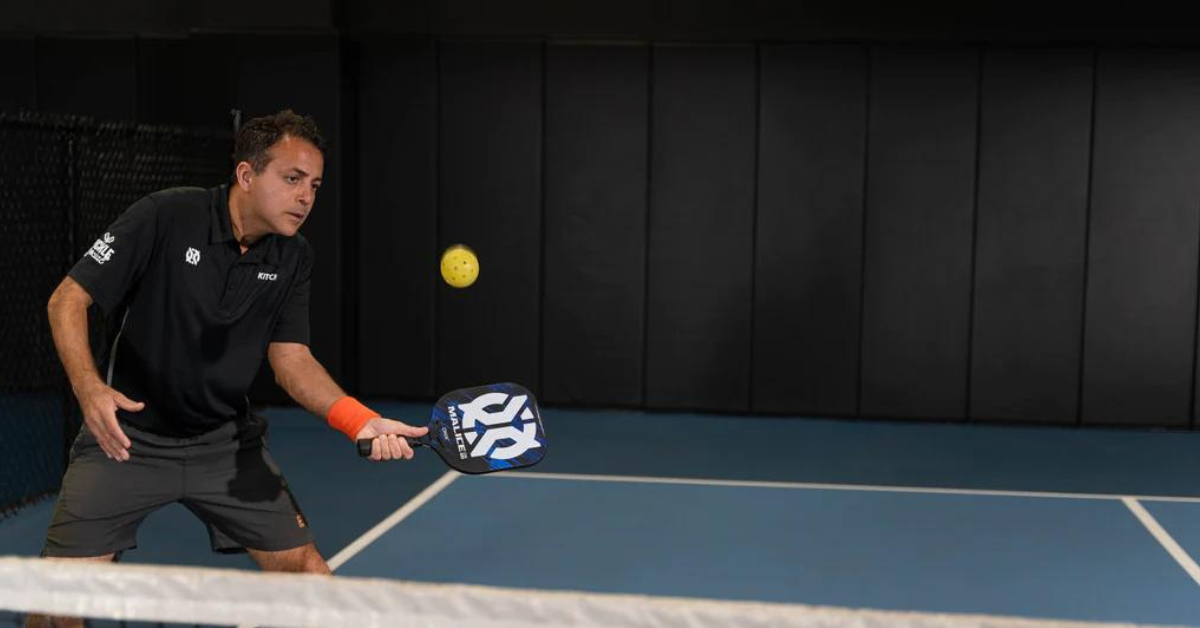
[490, 471, 1200, 503]
[328, 470, 461, 571]
[235, 470, 460, 628]
[1122, 498, 1200, 588]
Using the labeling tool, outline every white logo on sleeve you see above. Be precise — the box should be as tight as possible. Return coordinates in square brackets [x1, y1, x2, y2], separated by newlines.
[257, 272, 277, 281]
[185, 247, 201, 266]
[86, 232, 116, 265]
[453, 393, 541, 461]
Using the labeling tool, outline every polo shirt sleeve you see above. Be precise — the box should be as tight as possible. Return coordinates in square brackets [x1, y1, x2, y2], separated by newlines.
[67, 195, 159, 315]
[271, 239, 313, 345]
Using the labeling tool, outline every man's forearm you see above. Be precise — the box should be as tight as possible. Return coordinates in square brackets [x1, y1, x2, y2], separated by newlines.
[272, 349, 348, 417]
[47, 280, 103, 398]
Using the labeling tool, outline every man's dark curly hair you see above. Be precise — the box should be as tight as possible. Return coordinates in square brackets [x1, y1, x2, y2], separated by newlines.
[232, 109, 326, 175]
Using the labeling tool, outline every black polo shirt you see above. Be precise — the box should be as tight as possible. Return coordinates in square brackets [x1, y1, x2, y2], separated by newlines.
[68, 185, 313, 437]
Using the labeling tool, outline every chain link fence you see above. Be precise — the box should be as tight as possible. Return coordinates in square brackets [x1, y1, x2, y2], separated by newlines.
[0, 111, 230, 518]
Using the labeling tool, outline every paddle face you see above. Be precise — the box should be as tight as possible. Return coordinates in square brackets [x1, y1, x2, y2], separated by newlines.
[357, 382, 546, 474]
[425, 383, 546, 474]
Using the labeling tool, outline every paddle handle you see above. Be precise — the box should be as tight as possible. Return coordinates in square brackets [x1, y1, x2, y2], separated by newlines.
[356, 436, 427, 458]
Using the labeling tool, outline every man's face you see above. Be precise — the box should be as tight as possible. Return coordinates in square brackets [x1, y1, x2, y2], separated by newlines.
[244, 135, 324, 237]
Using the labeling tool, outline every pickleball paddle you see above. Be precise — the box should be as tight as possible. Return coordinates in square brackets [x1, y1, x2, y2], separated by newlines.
[357, 382, 546, 474]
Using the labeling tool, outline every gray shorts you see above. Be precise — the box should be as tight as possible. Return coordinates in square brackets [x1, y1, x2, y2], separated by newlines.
[42, 414, 314, 558]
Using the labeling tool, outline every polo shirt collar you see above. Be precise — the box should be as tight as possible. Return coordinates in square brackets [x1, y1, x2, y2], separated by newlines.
[210, 185, 282, 266]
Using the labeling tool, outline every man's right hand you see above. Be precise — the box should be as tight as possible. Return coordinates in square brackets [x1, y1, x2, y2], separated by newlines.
[76, 381, 143, 462]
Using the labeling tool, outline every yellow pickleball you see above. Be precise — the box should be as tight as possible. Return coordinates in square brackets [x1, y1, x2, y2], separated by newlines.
[440, 244, 479, 288]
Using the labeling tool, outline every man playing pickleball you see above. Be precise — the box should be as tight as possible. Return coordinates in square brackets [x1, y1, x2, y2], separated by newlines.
[29, 110, 417, 628]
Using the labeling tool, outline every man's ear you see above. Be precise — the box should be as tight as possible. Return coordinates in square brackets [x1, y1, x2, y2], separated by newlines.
[235, 161, 255, 191]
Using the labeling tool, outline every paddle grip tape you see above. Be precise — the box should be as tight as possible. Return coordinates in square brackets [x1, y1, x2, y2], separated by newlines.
[357, 437, 424, 457]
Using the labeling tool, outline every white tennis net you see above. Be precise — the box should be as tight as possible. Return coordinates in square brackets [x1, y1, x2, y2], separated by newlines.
[0, 556, 1187, 628]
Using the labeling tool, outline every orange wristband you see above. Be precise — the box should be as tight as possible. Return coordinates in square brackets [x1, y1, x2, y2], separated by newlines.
[326, 396, 379, 440]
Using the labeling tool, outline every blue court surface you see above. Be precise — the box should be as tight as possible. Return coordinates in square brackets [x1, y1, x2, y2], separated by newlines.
[3, 403, 1200, 626]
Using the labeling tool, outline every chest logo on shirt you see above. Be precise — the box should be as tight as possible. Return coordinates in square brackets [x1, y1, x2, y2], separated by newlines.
[257, 272, 278, 281]
[185, 247, 201, 266]
[87, 232, 116, 265]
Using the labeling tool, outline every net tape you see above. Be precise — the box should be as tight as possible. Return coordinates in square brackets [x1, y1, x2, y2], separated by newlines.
[0, 557, 1185, 628]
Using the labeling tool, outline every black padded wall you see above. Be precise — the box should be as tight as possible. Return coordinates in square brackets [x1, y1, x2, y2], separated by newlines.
[752, 44, 867, 416]
[332, 0, 1200, 46]
[859, 46, 979, 420]
[135, 36, 193, 126]
[12, 30, 1200, 428]
[969, 47, 1092, 424]
[37, 37, 137, 120]
[436, 41, 543, 393]
[645, 44, 757, 412]
[1083, 49, 1200, 427]
[169, 36, 240, 131]
[542, 43, 649, 407]
[0, 38, 37, 113]
[2, 0, 332, 32]
[354, 37, 439, 398]
[352, 40, 1200, 429]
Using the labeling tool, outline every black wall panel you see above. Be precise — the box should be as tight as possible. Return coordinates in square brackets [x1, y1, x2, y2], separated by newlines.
[0, 38, 37, 113]
[10, 30, 1200, 428]
[330, 0, 1200, 44]
[356, 37, 438, 398]
[1083, 49, 1200, 427]
[187, 0, 332, 31]
[4, 0, 165, 33]
[436, 42, 542, 393]
[543, 44, 649, 407]
[37, 37, 137, 120]
[434, 0, 653, 37]
[180, 36, 240, 131]
[753, 44, 867, 416]
[340, 0, 437, 34]
[860, 46, 979, 419]
[3, 0, 328, 32]
[969, 47, 1092, 424]
[136, 36, 194, 126]
[646, 44, 756, 411]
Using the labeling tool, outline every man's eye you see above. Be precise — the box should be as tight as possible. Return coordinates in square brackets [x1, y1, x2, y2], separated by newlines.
[287, 176, 299, 184]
